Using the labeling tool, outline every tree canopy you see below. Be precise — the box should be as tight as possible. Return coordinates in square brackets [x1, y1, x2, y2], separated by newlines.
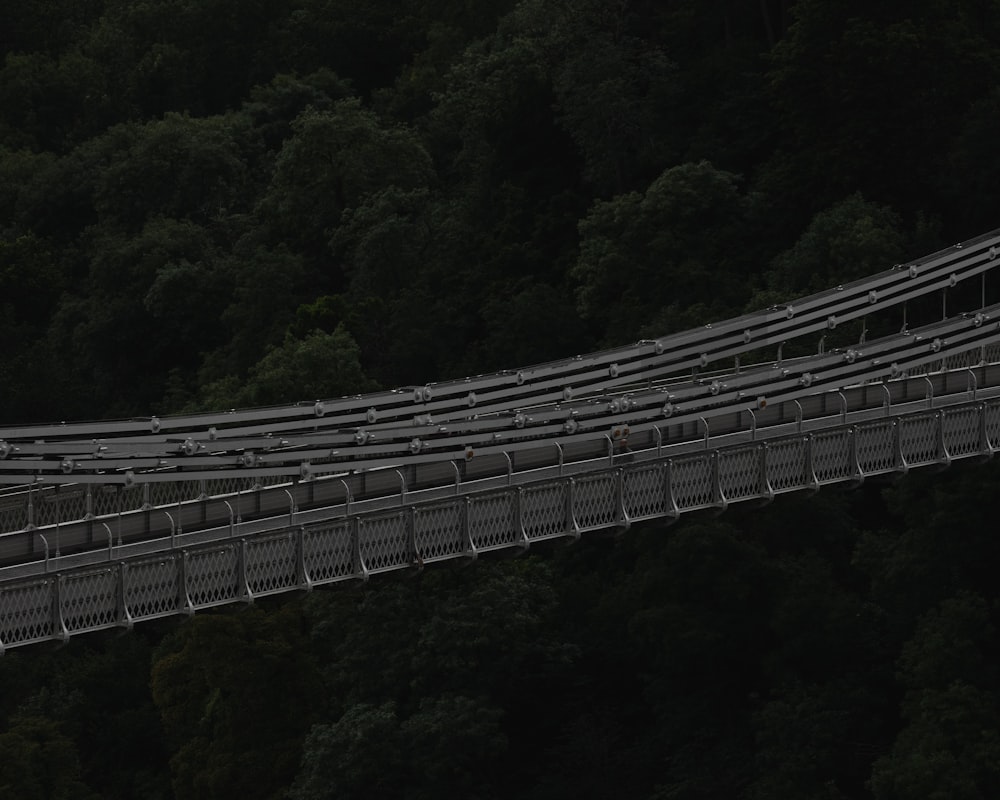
[4, 1, 1000, 797]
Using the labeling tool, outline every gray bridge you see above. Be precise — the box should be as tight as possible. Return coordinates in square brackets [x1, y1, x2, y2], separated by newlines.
[2, 230, 1000, 652]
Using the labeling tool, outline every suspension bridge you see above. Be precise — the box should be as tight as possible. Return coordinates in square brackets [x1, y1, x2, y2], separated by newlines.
[1, 229, 1000, 652]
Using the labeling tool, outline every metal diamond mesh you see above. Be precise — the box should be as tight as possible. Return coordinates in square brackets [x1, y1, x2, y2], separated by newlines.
[672, 455, 714, 509]
[148, 480, 202, 508]
[521, 482, 569, 541]
[767, 439, 807, 492]
[246, 530, 300, 596]
[61, 569, 118, 633]
[856, 421, 896, 474]
[718, 446, 763, 501]
[468, 491, 519, 551]
[204, 477, 253, 498]
[186, 546, 241, 608]
[43, 488, 89, 526]
[623, 464, 666, 521]
[812, 430, 855, 483]
[573, 472, 619, 531]
[941, 407, 982, 458]
[0, 579, 55, 646]
[0, 501, 27, 534]
[414, 501, 467, 562]
[900, 414, 940, 466]
[303, 522, 355, 584]
[91, 485, 123, 518]
[359, 513, 410, 573]
[28, 488, 57, 528]
[123, 558, 181, 619]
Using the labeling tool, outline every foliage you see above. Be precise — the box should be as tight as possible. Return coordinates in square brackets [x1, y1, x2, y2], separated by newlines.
[4, 1, 1000, 798]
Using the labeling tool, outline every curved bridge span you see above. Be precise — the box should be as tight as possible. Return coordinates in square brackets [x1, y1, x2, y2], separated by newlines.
[1, 230, 1000, 652]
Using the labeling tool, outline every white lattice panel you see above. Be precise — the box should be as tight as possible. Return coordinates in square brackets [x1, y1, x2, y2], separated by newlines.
[359, 513, 410, 573]
[767, 438, 808, 493]
[856, 421, 896, 474]
[91, 485, 123, 517]
[812, 430, 855, 483]
[672, 455, 714, 509]
[623, 464, 667, 521]
[119, 484, 148, 514]
[942, 407, 983, 457]
[0, 579, 55, 647]
[28, 490, 56, 528]
[414, 501, 467, 562]
[123, 558, 181, 619]
[942, 349, 981, 371]
[148, 481, 201, 508]
[719, 446, 763, 501]
[186, 546, 242, 608]
[468, 491, 520, 551]
[40, 488, 88, 526]
[900, 414, 940, 466]
[521, 482, 569, 541]
[573, 472, 620, 531]
[204, 477, 253, 497]
[246, 531, 300, 596]
[0, 502, 26, 534]
[303, 522, 356, 584]
[61, 568, 118, 633]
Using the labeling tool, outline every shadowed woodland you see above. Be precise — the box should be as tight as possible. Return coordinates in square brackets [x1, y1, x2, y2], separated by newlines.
[2, 1, 1000, 797]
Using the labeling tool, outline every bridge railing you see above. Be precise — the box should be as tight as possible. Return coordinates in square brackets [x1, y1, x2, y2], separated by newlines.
[2, 394, 997, 653]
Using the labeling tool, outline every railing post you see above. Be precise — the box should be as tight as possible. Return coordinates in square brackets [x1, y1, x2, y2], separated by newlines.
[340, 479, 352, 515]
[102, 522, 113, 561]
[663, 460, 679, 521]
[463, 497, 478, 559]
[936, 410, 950, 465]
[711, 451, 727, 513]
[294, 526, 312, 590]
[177, 550, 193, 615]
[163, 510, 176, 549]
[804, 434, 819, 491]
[51, 573, 69, 644]
[351, 518, 369, 581]
[117, 562, 133, 630]
[893, 420, 907, 473]
[758, 442, 775, 504]
[26, 485, 35, 531]
[238, 538, 252, 603]
[406, 506, 419, 568]
[395, 469, 407, 506]
[617, 468, 630, 529]
[566, 477, 579, 537]
[39, 532, 50, 573]
[515, 487, 528, 548]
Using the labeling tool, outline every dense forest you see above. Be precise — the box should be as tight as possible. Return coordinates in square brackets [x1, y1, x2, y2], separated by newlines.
[2, 0, 1000, 797]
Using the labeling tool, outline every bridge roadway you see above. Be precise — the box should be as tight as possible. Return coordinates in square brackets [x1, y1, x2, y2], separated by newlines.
[2, 230, 1000, 651]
